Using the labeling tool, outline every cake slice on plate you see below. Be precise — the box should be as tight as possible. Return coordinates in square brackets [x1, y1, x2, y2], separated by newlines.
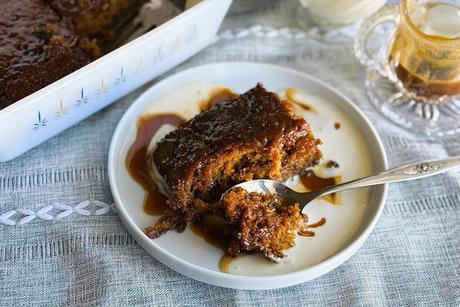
[149, 84, 322, 223]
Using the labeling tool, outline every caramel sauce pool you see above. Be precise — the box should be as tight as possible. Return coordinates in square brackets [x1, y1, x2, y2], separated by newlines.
[126, 114, 185, 215]
[199, 87, 236, 111]
[190, 215, 245, 274]
[300, 170, 341, 204]
[219, 255, 235, 273]
[190, 215, 233, 252]
[285, 88, 317, 113]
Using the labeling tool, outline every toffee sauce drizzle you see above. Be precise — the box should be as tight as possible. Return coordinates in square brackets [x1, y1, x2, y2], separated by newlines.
[297, 167, 338, 238]
[298, 217, 327, 237]
[190, 215, 233, 252]
[300, 170, 341, 204]
[190, 215, 244, 274]
[199, 88, 237, 111]
[126, 114, 185, 215]
[285, 88, 317, 113]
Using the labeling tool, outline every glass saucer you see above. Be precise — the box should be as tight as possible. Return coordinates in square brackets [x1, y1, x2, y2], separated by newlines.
[366, 69, 460, 137]
[354, 5, 460, 137]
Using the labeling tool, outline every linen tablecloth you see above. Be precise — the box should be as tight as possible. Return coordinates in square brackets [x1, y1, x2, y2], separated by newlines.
[0, 1, 459, 305]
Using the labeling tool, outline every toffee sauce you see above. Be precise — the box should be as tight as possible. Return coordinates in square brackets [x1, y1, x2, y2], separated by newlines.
[219, 255, 235, 273]
[300, 170, 341, 204]
[285, 88, 317, 113]
[298, 230, 316, 237]
[199, 87, 236, 111]
[126, 114, 185, 215]
[190, 215, 250, 274]
[307, 217, 326, 228]
[190, 215, 233, 252]
[298, 217, 327, 237]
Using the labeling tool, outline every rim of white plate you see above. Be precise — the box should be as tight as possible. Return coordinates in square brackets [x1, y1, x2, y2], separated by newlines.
[108, 62, 388, 290]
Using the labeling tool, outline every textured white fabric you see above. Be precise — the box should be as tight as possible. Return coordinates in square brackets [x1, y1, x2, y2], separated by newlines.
[0, 1, 459, 306]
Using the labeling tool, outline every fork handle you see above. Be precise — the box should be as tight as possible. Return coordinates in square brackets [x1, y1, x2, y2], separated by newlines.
[318, 156, 460, 196]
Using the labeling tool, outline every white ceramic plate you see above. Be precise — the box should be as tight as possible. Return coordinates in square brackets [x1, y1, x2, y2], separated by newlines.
[108, 62, 388, 290]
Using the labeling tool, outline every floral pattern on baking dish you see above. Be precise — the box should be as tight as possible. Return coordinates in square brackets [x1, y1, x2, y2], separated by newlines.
[74, 88, 90, 108]
[31, 23, 200, 133]
[33, 112, 47, 132]
[115, 67, 127, 85]
[54, 100, 69, 119]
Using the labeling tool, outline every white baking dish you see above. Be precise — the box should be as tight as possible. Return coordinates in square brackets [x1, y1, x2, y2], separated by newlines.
[0, 0, 232, 162]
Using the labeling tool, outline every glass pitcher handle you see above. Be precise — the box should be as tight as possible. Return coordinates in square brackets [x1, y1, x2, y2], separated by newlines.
[354, 5, 400, 78]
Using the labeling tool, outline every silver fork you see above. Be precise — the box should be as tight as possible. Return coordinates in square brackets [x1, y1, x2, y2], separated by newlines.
[222, 156, 460, 209]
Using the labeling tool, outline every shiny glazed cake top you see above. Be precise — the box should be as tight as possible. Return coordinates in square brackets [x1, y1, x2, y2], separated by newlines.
[153, 84, 313, 185]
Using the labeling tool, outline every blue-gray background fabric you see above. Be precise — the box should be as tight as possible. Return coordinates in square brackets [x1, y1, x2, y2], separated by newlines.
[0, 1, 459, 306]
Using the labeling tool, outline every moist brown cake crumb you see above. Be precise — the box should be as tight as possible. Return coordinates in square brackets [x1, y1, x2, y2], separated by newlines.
[145, 210, 187, 239]
[221, 187, 306, 262]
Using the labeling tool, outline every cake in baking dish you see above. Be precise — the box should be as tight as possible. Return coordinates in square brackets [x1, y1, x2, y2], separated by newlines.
[0, 0, 145, 110]
[0, 0, 101, 109]
[150, 83, 322, 222]
[46, 0, 145, 37]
